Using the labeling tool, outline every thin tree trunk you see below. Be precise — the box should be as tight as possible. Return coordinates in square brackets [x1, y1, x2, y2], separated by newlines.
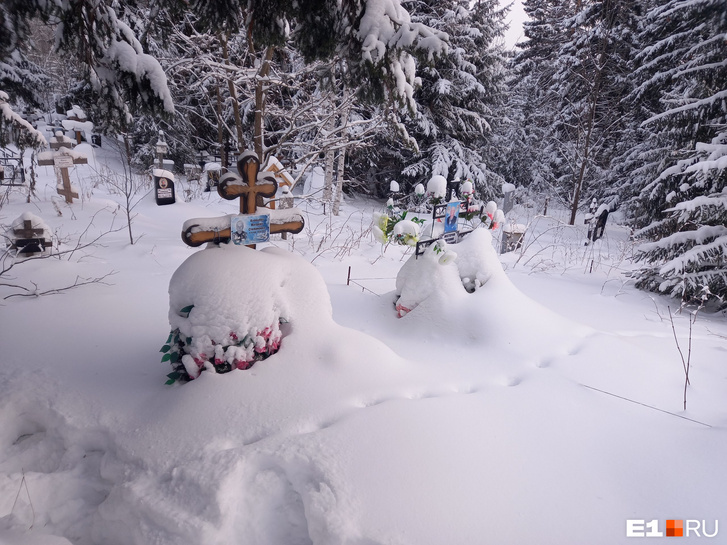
[332, 89, 351, 216]
[123, 135, 135, 245]
[215, 81, 225, 168]
[323, 151, 335, 205]
[569, 94, 597, 225]
[332, 148, 346, 216]
[568, 22, 610, 225]
[254, 46, 275, 162]
[322, 92, 337, 204]
[221, 33, 245, 156]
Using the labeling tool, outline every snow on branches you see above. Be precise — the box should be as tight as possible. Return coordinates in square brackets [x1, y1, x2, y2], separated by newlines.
[634, 132, 727, 308]
[0, 91, 47, 148]
[356, 0, 448, 108]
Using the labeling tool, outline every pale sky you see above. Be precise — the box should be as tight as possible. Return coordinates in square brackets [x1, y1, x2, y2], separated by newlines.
[502, 0, 527, 49]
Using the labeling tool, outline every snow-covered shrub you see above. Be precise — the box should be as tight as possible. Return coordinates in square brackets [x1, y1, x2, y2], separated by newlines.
[394, 229, 503, 316]
[162, 243, 332, 383]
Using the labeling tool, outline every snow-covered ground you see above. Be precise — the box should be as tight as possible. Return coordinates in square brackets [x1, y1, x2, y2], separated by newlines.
[1, 141, 725, 545]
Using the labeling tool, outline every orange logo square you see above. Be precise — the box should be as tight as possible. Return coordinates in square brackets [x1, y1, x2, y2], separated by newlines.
[667, 519, 684, 537]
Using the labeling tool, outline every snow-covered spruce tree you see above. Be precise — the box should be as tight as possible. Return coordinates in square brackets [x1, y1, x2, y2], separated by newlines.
[0, 91, 46, 149]
[628, 0, 727, 307]
[633, 131, 727, 307]
[173, 0, 448, 113]
[541, 0, 638, 224]
[121, 9, 247, 169]
[601, 0, 665, 219]
[503, 0, 576, 203]
[0, 10, 49, 111]
[621, 0, 726, 229]
[0, 0, 174, 139]
[398, 0, 509, 200]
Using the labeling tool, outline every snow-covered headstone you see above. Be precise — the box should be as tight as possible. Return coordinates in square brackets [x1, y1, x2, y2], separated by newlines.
[153, 169, 176, 206]
[203, 162, 222, 190]
[7, 212, 52, 255]
[501, 223, 527, 254]
[585, 199, 609, 245]
[502, 182, 516, 214]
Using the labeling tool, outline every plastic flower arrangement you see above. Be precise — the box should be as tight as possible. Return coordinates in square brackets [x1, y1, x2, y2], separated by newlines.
[373, 199, 425, 247]
[161, 304, 285, 384]
[482, 201, 506, 229]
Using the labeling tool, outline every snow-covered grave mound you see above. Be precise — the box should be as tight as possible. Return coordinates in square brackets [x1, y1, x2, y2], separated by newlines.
[1, 185, 726, 545]
[393, 229, 588, 354]
[166, 243, 335, 379]
[4, 212, 53, 255]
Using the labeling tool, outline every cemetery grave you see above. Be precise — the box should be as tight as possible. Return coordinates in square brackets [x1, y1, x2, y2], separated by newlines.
[0, 136, 725, 545]
[61, 105, 94, 144]
[182, 151, 304, 247]
[5, 212, 52, 255]
[37, 146, 87, 204]
[0, 148, 24, 186]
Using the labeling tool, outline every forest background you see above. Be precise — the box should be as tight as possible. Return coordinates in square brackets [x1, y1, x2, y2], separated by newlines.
[1, 0, 726, 308]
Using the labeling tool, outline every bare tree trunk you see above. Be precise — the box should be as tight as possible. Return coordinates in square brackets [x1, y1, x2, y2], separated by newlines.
[568, 29, 609, 225]
[323, 149, 335, 205]
[123, 135, 136, 245]
[322, 92, 338, 204]
[569, 96, 597, 225]
[221, 33, 245, 155]
[215, 81, 226, 168]
[332, 89, 351, 216]
[254, 46, 275, 162]
[332, 148, 346, 216]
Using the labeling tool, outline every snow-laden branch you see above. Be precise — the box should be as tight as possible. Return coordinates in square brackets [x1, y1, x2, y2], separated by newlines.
[0, 91, 48, 147]
[643, 90, 727, 127]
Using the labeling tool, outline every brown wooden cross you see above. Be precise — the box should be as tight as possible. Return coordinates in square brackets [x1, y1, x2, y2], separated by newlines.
[12, 220, 51, 253]
[38, 149, 87, 203]
[65, 109, 89, 144]
[219, 152, 278, 214]
[49, 131, 75, 150]
[182, 151, 304, 247]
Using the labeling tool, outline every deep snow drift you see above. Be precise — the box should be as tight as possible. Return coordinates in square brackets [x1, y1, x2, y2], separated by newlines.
[0, 142, 726, 545]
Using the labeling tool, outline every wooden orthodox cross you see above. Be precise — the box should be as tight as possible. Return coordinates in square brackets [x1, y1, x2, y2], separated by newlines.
[38, 147, 87, 204]
[182, 151, 304, 247]
[11, 219, 51, 254]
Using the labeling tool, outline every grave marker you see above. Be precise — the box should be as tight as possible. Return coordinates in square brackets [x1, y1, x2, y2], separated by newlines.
[38, 148, 87, 204]
[153, 169, 176, 205]
[49, 131, 75, 150]
[156, 130, 168, 169]
[63, 106, 93, 144]
[182, 151, 304, 248]
[10, 217, 51, 255]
